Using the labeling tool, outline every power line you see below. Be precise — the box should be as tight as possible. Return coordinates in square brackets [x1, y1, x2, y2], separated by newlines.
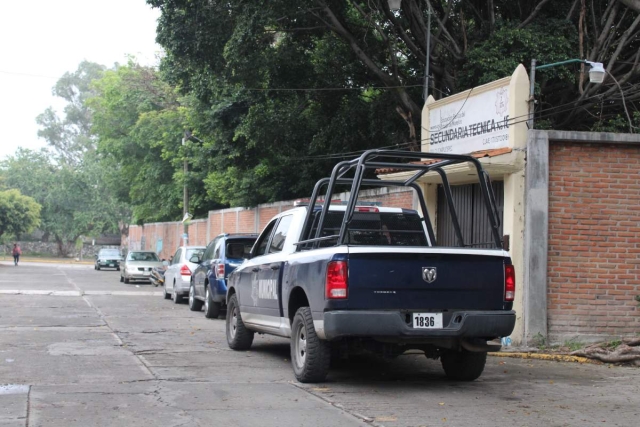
[0, 70, 59, 79]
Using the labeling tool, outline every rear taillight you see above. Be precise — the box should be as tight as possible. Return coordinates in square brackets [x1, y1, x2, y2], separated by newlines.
[216, 263, 225, 279]
[180, 265, 191, 276]
[504, 264, 515, 302]
[325, 261, 348, 299]
[354, 206, 379, 212]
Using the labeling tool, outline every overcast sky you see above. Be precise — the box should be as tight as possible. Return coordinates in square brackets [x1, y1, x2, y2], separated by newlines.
[0, 0, 161, 160]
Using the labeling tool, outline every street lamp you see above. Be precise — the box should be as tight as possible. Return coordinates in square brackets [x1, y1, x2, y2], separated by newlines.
[181, 130, 203, 246]
[388, 0, 431, 99]
[528, 59, 605, 128]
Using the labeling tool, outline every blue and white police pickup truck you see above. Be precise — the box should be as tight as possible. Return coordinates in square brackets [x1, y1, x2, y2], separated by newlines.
[225, 150, 516, 383]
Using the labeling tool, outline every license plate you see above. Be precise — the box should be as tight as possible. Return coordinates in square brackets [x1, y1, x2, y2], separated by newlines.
[109, 264, 114, 267]
[143, 271, 150, 275]
[412, 313, 443, 329]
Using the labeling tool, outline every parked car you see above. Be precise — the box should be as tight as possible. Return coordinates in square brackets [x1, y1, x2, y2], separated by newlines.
[224, 149, 515, 383]
[189, 234, 258, 318]
[94, 248, 122, 271]
[120, 251, 164, 284]
[163, 246, 206, 303]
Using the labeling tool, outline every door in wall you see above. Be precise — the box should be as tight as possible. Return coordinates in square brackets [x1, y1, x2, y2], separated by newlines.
[436, 181, 504, 248]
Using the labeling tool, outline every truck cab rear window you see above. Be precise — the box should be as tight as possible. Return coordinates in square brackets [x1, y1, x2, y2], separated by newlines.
[302, 211, 427, 249]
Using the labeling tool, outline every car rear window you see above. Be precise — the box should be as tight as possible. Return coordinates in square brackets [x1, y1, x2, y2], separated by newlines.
[100, 250, 120, 257]
[186, 248, 205, 261]
[128, 252, 159, 261]
[302, 210, 428, 248]
[226, 239, 256, 259]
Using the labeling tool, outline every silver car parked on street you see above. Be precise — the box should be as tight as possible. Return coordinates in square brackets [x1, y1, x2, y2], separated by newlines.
[120, 251, 164, 284]
[163, 246, 205, 303]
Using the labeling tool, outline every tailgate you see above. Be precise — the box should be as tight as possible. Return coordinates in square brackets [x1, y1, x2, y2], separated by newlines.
[346, 248, 508, 311]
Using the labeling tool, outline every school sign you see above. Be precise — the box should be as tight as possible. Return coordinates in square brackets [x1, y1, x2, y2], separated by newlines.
[422, 64, 529, 155]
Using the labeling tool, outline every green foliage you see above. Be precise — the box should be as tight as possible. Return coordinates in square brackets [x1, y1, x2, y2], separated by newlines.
[0, 189, 41, 239]
[89, 63, 206, 222]
[36, 61, 106, 164]
[0, 149, 121, 255]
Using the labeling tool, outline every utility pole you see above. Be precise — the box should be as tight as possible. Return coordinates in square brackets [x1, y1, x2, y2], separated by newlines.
[182, 132, 189, 246]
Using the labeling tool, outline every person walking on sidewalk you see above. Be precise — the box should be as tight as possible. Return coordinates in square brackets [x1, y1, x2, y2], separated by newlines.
[12, 243, 21, 266]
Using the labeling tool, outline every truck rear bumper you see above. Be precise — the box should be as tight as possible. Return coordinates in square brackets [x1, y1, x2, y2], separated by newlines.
[322, 310, 515, 342]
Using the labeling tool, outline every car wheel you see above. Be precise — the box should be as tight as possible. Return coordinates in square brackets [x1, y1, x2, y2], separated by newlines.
[291, 306, 331, 383]
[188, 282, 203, 311]
[120, 275, 124, 283]
[116, 267, 120, 271]
[440, 350, 487, 381]
[124, 275, 130, 284]
[204, 286, 221, 319]
[163, 283, 171, 300]
[172, 282, 181, 304]
[97, 265, 101, 271]
[226, 294, 253, 350]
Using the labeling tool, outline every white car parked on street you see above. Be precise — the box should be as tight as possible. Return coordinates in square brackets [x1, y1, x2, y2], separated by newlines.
[164, 246, 206, 303]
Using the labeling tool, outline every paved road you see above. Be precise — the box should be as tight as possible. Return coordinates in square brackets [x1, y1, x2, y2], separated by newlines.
[1, 262, 638, 427]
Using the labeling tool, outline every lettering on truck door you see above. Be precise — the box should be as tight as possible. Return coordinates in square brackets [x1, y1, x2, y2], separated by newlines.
[253, 214, 292, 321]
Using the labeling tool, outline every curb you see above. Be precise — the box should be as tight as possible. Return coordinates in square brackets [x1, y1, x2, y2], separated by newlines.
[489, 352, 600, 365]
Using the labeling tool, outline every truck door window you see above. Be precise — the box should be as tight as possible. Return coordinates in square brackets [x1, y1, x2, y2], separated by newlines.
[269, 215, 293, 253]
[254, 220, 277, 257]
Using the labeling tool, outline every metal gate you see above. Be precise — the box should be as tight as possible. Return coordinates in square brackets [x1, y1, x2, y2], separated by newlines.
[436, 181, 504, 248]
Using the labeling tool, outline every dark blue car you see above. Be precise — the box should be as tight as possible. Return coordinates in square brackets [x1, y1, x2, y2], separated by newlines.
[189, 233, 258, 318]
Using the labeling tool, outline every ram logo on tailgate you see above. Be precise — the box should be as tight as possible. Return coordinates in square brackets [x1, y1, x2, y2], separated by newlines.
[422, 267, 437, 283]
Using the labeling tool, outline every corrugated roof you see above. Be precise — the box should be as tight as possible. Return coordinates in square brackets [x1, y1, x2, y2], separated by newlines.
[375, 147, 513, 174]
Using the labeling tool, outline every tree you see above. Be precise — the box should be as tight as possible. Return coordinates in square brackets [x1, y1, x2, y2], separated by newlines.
[0, 189, 41, 240]
[89, 62, 209, 223]
[36, 61, 107, 165]
[0, 149, 122, 256]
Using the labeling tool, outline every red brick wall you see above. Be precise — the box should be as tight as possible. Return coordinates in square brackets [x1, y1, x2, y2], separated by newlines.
[126, 188, 414, 257]
[548, 143, 640, 340]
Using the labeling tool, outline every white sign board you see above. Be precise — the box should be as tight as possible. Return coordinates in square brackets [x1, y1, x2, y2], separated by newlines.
[428, 85, 510, 154]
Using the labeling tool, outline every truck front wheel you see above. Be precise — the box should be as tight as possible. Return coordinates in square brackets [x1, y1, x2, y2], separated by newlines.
[226, 294, 254, 350]
[291, 307, 331, 383]
[440, 349, 487, 381]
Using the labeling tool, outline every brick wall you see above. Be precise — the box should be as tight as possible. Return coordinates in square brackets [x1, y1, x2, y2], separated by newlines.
[127, 187, 415, 258]
[548, 143, 640, 341]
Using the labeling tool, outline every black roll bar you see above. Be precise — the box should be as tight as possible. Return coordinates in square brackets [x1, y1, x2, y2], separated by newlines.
[300, 149, 503, 250]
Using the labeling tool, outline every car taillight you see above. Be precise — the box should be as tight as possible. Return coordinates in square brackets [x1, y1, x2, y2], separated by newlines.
[180, 265, 191, 276]
[216, 263, 225, 279]
[326, 261, 348, 299]
[504, 264, 515, 302]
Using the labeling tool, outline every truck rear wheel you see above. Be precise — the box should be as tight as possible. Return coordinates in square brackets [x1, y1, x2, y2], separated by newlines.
[440, 349, 487, 381]
[226, 294, 254, 350]
[291, 307, 331, 383]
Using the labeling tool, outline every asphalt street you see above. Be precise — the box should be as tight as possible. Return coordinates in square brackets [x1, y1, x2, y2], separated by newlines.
[0, 262, 638, 427]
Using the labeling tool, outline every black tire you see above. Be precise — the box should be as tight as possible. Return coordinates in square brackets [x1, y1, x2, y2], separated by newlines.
[97, 265, 100, 271]
[188, 283, 203, 311]
[124, 276, 130, 284]
[440, 350, 487, 381]
[172, 283, 181, 304]
[116, 267, 120, 271]
[204, 286, 221, 319]
[291, 307, 331, 383]
[226, 294, 254, 350]
[163, 284, 171, 300]
[120, 275, 124, 283]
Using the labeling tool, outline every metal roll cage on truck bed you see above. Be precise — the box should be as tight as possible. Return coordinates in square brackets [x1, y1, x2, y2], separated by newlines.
[298, 149, 503, 250]
[225, 148, 515, 383]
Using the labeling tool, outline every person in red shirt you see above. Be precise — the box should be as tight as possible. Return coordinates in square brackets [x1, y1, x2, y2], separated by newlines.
[12, 243, 21, 266]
